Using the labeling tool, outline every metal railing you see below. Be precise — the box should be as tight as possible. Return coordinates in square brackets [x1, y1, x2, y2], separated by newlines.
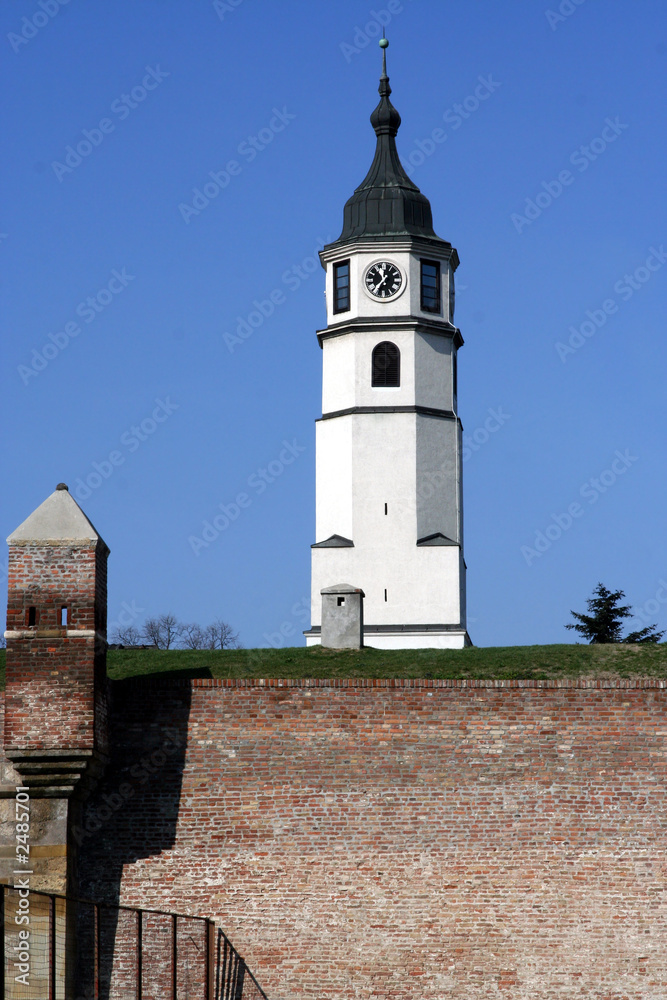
[1, 884, 268, 1000]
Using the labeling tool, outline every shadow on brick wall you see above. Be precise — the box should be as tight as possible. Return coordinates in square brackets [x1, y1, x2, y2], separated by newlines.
[74, 675, 200, 997]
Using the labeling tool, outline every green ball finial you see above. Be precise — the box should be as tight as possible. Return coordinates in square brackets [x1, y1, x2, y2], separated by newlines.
[379, 36, 389, 48]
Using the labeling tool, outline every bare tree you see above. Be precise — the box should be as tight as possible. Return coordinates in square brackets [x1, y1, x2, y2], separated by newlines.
[142, 618, 161, 648]
[205, 619, 240, 650]
[124, 614, 239, 650]
[142, 613, 181, 649]
[180, 622, 208, 650]
[110, 624, 142, 646]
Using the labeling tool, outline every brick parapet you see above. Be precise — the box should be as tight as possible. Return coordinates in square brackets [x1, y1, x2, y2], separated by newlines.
[128, 676, 667, 689]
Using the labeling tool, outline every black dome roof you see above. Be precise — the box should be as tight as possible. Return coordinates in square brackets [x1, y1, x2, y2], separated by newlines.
[330, 41, 451, 249]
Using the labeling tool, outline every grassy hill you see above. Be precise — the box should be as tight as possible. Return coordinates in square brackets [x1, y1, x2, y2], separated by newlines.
[2, 643, 666, 689]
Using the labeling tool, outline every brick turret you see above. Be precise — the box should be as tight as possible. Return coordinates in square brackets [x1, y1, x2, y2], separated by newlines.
[4, 483, 109, 798]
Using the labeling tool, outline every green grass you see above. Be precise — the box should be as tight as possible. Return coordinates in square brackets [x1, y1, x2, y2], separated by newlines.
[2, 644, 666, 690]
[109, 642, 667, 682]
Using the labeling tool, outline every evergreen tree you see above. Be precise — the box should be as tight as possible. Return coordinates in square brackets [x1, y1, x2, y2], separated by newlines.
[624, 624, 665, 644]
[565, 583, 664, 643]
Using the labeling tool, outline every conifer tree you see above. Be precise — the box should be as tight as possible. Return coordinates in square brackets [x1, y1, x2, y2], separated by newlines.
[565, 583, 664, 643]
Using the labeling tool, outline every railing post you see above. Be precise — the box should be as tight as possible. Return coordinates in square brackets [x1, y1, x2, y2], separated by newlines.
[95, 902, 100, 1000]
[223, 936, 230, 998]
[50, 893, 57, 1000]
[206, 918, 215, 1000]
[231, 950, 240, 999]
[0, 886, 5, 1000]
[137, 908, 143, 1000]
[172, 913, 178, 999]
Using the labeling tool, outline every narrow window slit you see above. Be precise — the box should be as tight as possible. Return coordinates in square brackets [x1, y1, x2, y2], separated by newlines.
[27, 607, 36, 627]
[384, 503, 388, 515]
[333, 260, 350, 314]
[61, 606, 68, 626]
[384, 589, 388, 602]
[420, 259, 441, 313]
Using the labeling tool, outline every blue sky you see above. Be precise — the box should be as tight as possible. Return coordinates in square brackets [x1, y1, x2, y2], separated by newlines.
[1, 0, 665, 648]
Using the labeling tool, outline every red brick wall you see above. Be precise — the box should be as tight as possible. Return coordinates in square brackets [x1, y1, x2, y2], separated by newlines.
[76, 678, 667, 1000]
[4, 541, 107, 754]
[5, 636, 98, 750]
[6, 544, 98, 632]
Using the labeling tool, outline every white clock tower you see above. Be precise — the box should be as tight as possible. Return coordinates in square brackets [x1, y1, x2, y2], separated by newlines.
[304, 38, 470, 649]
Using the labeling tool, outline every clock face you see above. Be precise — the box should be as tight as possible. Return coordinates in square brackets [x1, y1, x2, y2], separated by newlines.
[364, 261, 403, 299]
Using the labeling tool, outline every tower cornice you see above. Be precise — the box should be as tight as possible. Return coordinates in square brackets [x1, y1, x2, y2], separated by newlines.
[320, 237, 459, 270]
[317, 405, 459, 422]
[317, 315, 464, 349]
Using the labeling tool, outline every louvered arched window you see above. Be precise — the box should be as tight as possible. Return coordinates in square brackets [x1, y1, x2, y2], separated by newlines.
[372, 341, 400, 387]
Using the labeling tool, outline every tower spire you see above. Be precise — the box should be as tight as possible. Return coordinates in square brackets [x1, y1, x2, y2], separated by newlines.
[371, 32, 401, 137]
[380, 30, 389, 88]
[329, 33, 450, 247]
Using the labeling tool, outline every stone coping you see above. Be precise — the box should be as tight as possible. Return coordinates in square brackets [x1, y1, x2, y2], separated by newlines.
[115, 677, 667, 690]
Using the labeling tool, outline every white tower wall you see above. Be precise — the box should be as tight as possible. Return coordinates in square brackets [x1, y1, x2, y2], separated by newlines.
[308, 241, 470, 649]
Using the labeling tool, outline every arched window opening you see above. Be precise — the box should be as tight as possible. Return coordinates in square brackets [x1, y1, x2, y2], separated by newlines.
[372, 341, 400, 387]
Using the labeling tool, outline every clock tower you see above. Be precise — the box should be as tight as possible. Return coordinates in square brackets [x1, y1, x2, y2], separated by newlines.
[304, 37, 470, 649]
